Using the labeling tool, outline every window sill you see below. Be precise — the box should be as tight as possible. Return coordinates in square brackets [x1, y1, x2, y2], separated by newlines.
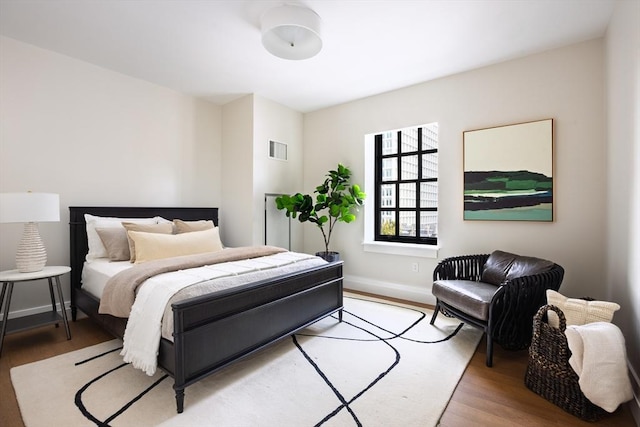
[362, 241, 439, 258]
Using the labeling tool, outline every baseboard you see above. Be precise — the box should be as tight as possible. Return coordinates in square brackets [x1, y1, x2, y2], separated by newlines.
[344, 274, 436, 306]
[2, 300, 72, 319]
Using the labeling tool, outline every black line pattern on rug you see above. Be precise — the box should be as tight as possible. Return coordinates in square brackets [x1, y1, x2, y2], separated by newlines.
[342, 309, 465, 344]
[294, 316, 401, 427]
[103, 373, 169, 426]
[75, 345, 123, 366]
[74, 347, 169, 426]
[293, 297, 465, 426]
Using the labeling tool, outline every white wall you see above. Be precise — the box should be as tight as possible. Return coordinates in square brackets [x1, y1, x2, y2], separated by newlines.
[221, 94, 305, 249]
[253, 95, 305, 252]
[606, 0, 640, 417]
[0, 36, 222, 315]
[304, 40, 607, 304]
[220, 95, 254, 247]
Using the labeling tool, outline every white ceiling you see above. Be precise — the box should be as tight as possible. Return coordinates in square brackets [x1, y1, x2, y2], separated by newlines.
[0, 0, 615, 113]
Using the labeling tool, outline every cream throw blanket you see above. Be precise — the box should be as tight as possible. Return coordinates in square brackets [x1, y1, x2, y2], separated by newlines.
[565, 322, 633, 412]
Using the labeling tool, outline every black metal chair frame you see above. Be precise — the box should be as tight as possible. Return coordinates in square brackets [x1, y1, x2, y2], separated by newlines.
[429, 254, 564, 367]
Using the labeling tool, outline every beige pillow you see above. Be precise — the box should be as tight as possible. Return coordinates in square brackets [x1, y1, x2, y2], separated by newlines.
[95, 227, 130, 261]
[173, 219, 215, 234]
[122, 222, 173, 262]
[129, 227, 223, 263]
[546, 290, 620, 328]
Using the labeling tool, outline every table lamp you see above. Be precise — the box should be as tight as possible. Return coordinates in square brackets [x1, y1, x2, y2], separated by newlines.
[0, 192, 60, 272]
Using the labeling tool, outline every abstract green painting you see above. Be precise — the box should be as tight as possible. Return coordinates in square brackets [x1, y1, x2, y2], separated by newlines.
[463, 119, 554, 221]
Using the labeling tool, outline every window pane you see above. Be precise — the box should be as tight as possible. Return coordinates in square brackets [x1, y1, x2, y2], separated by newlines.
[421, 124, 438, 150]
[401, 155, 418, 180]
[382, 131, 397, 155]
[420, 212, 438, 238]
[420, 182, 437, 208]
[399, 211, 416, 237]
[380, 184, 395, 208]
[399, 183, 415, 208]
[422, 153, 438, 179]
[401, 128, 419, 153]
[373, 122, 438, 245]
[380, 211, 395, 235]
[382, 158, 397, 181]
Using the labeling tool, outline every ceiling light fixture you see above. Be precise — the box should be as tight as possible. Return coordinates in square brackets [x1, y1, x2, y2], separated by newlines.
[261, 4, 322, 60]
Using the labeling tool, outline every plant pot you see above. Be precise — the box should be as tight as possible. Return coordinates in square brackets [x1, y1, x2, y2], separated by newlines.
[316, 251, 340, 262]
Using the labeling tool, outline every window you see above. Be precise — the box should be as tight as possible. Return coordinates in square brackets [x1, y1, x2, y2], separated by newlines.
[374, 124, 438, 245]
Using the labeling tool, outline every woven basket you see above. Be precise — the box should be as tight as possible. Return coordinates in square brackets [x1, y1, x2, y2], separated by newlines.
[524, 304, 607, 421]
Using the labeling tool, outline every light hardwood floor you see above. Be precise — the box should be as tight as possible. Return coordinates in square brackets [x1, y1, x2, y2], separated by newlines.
[0, 316, 636, 426]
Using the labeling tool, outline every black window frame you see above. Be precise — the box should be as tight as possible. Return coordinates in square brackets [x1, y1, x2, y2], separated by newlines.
[374, 126, 438, 245]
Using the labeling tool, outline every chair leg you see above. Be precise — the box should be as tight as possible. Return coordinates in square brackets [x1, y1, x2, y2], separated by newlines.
[486, 333, 493, 367]
[430, 301, 440, 325]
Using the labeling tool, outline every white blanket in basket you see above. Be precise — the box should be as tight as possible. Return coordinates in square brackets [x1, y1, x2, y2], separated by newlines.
[565, 322, 633, 412]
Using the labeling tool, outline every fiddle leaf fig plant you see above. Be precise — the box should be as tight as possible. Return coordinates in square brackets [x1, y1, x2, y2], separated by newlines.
[275, 164, 366, 257]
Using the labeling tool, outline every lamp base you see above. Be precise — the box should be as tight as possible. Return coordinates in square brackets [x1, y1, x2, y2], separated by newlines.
[16, 222, 47, 272]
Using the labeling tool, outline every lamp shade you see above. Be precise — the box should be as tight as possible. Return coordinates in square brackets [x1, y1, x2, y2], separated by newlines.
[261, 4, 322, 60]
[0, 192, 60, 223]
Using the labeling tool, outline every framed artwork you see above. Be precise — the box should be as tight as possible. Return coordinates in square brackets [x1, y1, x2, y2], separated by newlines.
[463, 119, 554, 221]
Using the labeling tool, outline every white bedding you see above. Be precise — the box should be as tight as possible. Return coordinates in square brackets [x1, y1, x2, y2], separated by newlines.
[81, 259, 132, 299]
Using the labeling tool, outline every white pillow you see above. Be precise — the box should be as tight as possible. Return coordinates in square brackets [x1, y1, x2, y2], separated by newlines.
[84, 214, 159, 261]
[156, 216, 173, 225]
[546, 290, 620, 328]
[129, 227, 223, 263]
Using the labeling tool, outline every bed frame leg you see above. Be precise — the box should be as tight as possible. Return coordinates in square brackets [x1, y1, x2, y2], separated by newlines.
[175, 389, 185, 413]
[339, 309, 343, 322]
[71, 306, 77, 322]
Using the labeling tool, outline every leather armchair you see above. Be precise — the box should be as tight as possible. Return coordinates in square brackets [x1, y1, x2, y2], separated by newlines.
[430, 251, 564, 367]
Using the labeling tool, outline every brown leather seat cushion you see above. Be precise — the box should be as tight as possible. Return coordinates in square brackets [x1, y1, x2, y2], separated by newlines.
[432, 279, 499, 321]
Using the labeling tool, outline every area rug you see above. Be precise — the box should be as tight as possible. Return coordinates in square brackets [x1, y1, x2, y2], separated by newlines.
[11, 296, 482, 427]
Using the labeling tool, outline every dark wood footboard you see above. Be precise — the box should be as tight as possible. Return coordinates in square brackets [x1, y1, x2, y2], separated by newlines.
[69, 206, 344, 413]
[166, 261, 343, 412]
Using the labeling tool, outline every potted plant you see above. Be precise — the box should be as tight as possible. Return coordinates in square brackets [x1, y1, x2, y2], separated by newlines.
[275, 164, 366, 262]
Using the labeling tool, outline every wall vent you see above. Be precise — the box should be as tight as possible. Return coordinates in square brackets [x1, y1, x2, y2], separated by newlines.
[269, 140, 288, 160]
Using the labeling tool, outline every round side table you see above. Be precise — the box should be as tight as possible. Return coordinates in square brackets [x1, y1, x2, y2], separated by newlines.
[0, 266, 72, 357]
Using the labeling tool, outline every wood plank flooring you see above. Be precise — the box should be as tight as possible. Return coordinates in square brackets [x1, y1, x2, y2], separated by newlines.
[0, 317, 636, 426]
[442, 335, 635, 426]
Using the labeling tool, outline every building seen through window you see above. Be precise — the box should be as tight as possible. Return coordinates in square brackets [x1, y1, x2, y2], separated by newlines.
[375, 123, 438, 245]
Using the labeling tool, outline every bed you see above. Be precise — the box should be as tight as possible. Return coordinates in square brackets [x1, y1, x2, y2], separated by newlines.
[69, 206, 344, 413]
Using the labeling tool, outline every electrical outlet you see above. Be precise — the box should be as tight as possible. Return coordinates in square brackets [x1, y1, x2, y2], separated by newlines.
[411, 262, 419, 272]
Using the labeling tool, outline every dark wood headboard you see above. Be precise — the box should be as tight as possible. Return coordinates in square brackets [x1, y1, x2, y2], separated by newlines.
[69, 207, 219, 295]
